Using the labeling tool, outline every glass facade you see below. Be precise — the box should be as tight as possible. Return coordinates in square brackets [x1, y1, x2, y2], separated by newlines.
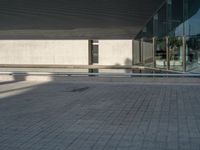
[135, 0, 200, 73]
[155, 37, 167, 69]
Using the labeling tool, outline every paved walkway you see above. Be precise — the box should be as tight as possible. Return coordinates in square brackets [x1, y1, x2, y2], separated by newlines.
[0, 78, 200, 150]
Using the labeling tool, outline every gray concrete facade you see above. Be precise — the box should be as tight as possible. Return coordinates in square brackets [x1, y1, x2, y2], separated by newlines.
[0, 40, 89, 65]
[0, 40, 134, 73]
[99, 40, 133, 73]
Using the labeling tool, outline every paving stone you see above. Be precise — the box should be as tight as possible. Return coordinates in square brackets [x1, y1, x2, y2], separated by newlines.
[0, 78, 200, 150]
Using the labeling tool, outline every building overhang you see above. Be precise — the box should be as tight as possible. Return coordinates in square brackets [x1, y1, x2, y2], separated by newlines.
[0, 0, 164, 39]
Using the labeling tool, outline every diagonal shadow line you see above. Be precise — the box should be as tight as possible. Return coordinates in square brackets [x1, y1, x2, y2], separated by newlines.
[0, 81, 18, 85]
[0, 85, 36, 94]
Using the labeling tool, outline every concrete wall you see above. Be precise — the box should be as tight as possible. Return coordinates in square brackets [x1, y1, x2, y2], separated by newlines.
[0, 39, 135, 73]
[98, 40, 133, 73]
[0, 40, 88, 64]
[0, 40, 89, 72]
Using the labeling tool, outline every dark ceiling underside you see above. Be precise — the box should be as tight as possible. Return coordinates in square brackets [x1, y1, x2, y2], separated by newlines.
[0, 0, 164, 39]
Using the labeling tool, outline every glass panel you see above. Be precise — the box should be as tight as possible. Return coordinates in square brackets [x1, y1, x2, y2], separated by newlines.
[133, 40, 140, 65]
[143, 38, 153, 67]
[135, 0, 200, 73]
[167, 0, 184, 36]
[168, 37, 183, 71]
[143, 19, 153, 38]
[186, 36, 200, 73]
[184, 0, 200, 36]
[156, 4, 167, 37]
[155, 37, 167, 68]
[184, 0, 200, 73]
[153, 3, 168, 69]
[135, 31, 143, 40]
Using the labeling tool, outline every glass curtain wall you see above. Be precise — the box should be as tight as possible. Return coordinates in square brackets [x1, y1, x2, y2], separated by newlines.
[143, 38, 153, 67]
[142, 19, 154, 67]
[167, 0, 184, 71]
[135, 0, 200, 73]
[133, 40, 141, 65]
[168, 37, 184, 71]
[155, 37, 167, 69]
[184, 0, 200, 73]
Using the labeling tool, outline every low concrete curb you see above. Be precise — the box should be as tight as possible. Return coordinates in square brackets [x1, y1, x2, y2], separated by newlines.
[0, 73, 199, 85]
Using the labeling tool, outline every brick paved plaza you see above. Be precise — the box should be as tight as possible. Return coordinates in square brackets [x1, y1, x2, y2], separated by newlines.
[0, 77, 200, 150]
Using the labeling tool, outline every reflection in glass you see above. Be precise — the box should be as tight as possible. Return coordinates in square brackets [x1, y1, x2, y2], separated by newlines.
[152, 4, 167, 37]
[184, 0, 200, 36]
[168, 37, 183, 71]
[143, 38, 153, 67]
[133, 40, 140, 65]
[186, 36, 200, 72]
[167, 0, 184, 36]
[155, 37, 167, 68]
[134, 0, 200, 73]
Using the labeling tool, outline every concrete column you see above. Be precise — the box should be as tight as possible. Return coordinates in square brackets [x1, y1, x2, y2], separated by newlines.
[182, 36, 186, 72]
[153, 37, 156, 68]
[140, 38, 144, 65]
[166, 36, 170, 70]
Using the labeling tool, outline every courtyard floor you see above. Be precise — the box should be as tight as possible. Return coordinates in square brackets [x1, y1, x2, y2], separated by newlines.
[0, 77, 200, 150]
